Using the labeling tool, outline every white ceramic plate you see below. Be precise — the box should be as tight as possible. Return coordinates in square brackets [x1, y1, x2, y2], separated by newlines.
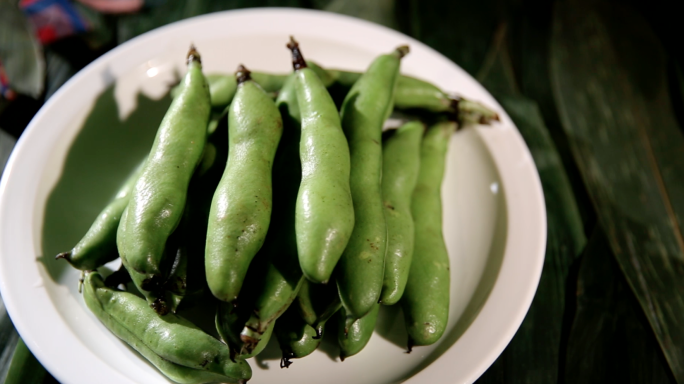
[0, 8, 546, 384]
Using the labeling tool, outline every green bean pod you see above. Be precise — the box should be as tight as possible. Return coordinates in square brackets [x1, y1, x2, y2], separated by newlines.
[205, 65, 283, 303]
[242, 73, 305, 327]
[287, 38, 355, 284]
[83, 272, 251, 384]
[212, 75, 304, 357]
[215, 301, 275, 359]
[337, 303, 380, 361]
[379, 122, 424, 305]
[237, 318, 276, 359]
[56, 159, 145, 270]
[117, 47, 210, 301]
[169, 135, 230, 311]
[275, 306, 326, 368]
[205, 74, 237, 109]
[162, 232, 188, 313]
[295, 279, 341, 337]
[313, 65, 450, 112]
[336, 46, 408, 320]
[393, 76, 451, 112]
[401, 120, 455, 348]
[177, 63, 499, 126]
[172, 72, 289, 109]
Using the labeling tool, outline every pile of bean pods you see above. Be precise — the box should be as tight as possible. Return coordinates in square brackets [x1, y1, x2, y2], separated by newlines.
[57, 37, 498, 384]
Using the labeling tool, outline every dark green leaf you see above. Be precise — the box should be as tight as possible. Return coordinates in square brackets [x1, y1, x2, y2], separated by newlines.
[116, 0, 308, 43]
[2, 338, 46, 384]
[565, 227, 674, 384]
[319, 0, 397, 29]
[475, 24, 519, 96]
[394, 0, 499, 76]
[475, 26, 586, 384]
[551, 1, 684, 381]
[0, 0, 44, 98]
[0, 129, 14, 175]
[73, 3, 116, 50]
[502, 0, 597, 231]
[44, 50, 77, 101]
[668, 60, 684, 136]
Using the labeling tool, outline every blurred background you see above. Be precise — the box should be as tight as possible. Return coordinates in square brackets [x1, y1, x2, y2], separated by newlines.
[1, 0, 683, 382]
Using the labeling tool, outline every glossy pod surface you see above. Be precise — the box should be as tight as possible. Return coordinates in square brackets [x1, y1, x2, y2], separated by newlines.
[337, 303, 380, 360]
[197, 64, 455, 114]
[336, 47, 406, 320]
[172, 71, 288, 109]
[379, 122, 423, 305]
[205, 68, 283, 303]
[57, 159, 145, 270]
[289, 40, 355, 284]
[237, 74, 305, 336]
[117, 53, 210, 309]
[296, 278, 341, 334]
[275, 306, 324, 366]
[215, 301, 275, 359]
[401, 120, 455, 346]
[83, 272, 251, 384]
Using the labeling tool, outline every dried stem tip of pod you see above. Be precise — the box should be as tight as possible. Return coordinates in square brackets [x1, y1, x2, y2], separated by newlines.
[55, 252, 70, 260]
[395, 45, 410, 58]
[287, 36, 307, 70]
[235, 64, 252, 84]
[186, 44, 201, 65]
[280, 355, 293, 369]
[406, 338, 414, 354]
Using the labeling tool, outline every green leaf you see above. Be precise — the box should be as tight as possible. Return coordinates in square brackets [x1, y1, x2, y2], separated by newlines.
[73, 3, 115, 50]
[2, 338, 46, 384]
[0, 0, 45, 98]
[565, 227, 674, 383]
[475, 26, 586, 384]
[116, 0, 308, 43]
[394, 0, 499, 76]
[550, 1, 684, 381]
[319, 0, 397, 29]
[0, 128, 15, 175]
[44, 50, 77, 101]
[501, 1, 598, 231]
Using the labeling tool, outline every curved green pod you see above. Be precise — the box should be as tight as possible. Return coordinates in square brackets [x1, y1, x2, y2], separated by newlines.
[336, 46, 407, 320]
[275, 306, 326, 368]
[171, 72, 288, 109]
[83, 272, 251, 384]
[215, 301, 275, 360]
[295, 278, 341, 337]
[236, 73, 305, 336]
[379, 122, 424, 305]
[177, 62, 499, 126]
[393, 76, 452, 112]
[169, 138, 230, 311]
[205, 65, 283, 303]
[337, 303, 380, 361]
[117, 47, 211, 308]
[401, 120, 455, 347]
[165, 131, 230, 313]
[287, 38, 355, 284]
[56, 159, 145, 271]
